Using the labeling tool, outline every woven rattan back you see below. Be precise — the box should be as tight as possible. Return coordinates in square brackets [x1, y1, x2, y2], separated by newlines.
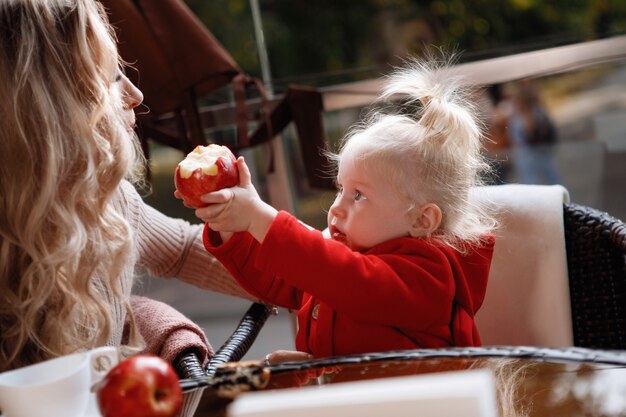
[564, 203, 626, 349]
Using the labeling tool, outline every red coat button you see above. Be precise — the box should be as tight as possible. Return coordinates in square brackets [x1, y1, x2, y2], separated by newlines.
[312, 304, 320, 320]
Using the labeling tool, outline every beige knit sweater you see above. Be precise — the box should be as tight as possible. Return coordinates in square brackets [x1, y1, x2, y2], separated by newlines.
[109, 180, 250, 349]
[113, 181, 252, 416]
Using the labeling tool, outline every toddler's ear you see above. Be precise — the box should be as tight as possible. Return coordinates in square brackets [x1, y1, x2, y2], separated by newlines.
[408, 203, 442, 237]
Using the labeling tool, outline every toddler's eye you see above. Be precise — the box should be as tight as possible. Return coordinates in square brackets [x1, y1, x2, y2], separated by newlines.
[354, 190, 366, 201]
[336, 185, 343, 196]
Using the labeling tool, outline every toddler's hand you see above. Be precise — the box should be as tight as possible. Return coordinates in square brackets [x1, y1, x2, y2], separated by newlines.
[219, 231, 234, 243]
[195, 157, 277, 241]
[265, 350, 313, 365]
[264, 350, 341, 388]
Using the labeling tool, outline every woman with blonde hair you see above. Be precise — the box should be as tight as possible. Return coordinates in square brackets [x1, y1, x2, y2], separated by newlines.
[0, 0, 249, 412]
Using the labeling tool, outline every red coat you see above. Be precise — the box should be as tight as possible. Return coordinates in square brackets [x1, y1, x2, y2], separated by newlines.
[203, 211, 495, 357]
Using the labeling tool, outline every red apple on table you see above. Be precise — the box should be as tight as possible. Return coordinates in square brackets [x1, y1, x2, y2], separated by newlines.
[96, 354, 183, 417]
[174, 144, 239, 208]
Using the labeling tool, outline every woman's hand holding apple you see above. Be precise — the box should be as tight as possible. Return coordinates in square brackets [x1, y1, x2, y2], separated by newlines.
[196, 157, 278, 243]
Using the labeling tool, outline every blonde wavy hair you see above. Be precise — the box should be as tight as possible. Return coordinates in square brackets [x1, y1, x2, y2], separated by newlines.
[0, 0, 144, 370]
[331, 54, 496, 252]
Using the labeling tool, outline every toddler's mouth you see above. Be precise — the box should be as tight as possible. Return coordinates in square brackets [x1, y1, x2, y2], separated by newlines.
[329, 226, 347, 243]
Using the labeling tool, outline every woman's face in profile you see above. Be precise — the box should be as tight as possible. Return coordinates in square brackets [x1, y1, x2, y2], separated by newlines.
[112, 72, 144, 132]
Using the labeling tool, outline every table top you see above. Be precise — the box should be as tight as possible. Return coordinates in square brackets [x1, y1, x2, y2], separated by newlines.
[192, 346, 626, 417]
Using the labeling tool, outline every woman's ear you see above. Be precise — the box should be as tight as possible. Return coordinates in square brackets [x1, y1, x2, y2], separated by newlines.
[408, 203, 442, 237]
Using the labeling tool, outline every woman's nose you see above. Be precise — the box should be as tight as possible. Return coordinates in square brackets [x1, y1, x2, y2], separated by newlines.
[122, 76, 144, 109]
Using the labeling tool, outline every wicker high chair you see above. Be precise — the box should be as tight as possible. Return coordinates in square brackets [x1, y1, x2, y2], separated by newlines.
[175, 201, 626, 393]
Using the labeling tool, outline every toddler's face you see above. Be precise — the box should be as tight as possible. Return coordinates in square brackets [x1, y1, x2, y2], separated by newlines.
[327, 154, 414, 251]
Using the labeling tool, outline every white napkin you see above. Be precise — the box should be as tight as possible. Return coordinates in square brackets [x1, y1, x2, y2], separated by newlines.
[228, 369, 498, 417]
[473, 184, 572, 347]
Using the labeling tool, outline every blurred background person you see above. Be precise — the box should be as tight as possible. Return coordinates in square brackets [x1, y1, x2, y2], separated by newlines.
[508, 79, 561, 185]
[483, 84, 514, 184]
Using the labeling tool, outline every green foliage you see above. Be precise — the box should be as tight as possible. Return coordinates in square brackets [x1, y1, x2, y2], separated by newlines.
[183, 0, 626, 88]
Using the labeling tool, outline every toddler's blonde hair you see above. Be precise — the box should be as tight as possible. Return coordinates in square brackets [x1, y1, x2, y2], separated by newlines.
[334, 54, 496, 251]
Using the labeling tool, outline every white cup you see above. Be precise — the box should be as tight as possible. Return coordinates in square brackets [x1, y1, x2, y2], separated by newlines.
[0, 346, 118, 417]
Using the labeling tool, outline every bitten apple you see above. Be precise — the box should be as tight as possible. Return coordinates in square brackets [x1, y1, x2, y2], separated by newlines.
[174, 144, 239, 208]
[96, 354, 183, 417]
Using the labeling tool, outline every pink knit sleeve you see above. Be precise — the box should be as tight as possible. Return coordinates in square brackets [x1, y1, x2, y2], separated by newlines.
[130, 295, 213, 364]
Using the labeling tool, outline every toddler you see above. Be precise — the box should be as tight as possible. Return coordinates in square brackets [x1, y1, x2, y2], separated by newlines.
[193, 57, 497, 357]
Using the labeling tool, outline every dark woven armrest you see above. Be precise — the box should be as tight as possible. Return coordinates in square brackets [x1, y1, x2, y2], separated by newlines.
[174, 349, 213, 392]
[266, 346, 626, 376]
[206, 302, 273, 377]
[174, 302, 273, 393]
[174, 349, 205, 380]
[563, 203, 626, 349]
